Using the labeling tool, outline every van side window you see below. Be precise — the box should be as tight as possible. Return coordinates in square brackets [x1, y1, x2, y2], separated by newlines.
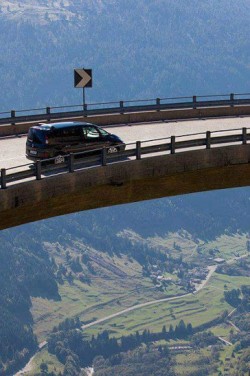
[50, 126, 82, 144]
[83, 126, 100, 140]
[54, 127, 81, 137]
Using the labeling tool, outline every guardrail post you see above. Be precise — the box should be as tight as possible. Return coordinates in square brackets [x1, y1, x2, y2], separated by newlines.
[11, 110, 15, 125]
[83, 104, 88, 115]
[136, 141, 141, 160]
[242, 127, 247, 145]
[156, 98, 161, 112]
[171, 136, 175, 154]
[206, 131, 211, 149]
[1, 168, 6, 189]
[230, 93, 234, 107]
[36, 161, 42, 180]
[46, 107, 51, 122]
[102, 148, 107, 166]
[69, 153, 74, 172]
[120, 101, 124, 114]
[193, 96, 197, 109]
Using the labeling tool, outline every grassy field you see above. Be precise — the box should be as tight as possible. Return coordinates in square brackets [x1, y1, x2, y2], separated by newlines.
[124, 229, 199, 260]
[200, 233, 248, 260]
[31, 247, 177, 341]
[173, 349, 219, 375]
[134, 231, 248, 262]
[26, 348, 64, 375]
[82, 272, 249, 338]
[28, 233, 249, 375]
[31, 235, 249, 342]
[82, 269, 249, 375]
[210, 323, 233, 338]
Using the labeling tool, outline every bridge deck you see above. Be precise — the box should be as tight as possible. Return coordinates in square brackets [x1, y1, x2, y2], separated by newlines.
[0, 116, 249, 169]
[0, 116, 249, 230]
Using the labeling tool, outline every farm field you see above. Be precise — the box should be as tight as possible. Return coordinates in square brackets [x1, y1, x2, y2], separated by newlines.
[31, 234, 249, 341]
[83, 272, 249, 339]
[25, 232, 250, 375]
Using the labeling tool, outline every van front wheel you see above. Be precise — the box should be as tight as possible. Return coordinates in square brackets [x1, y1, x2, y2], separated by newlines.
[107, 146, 118, 154]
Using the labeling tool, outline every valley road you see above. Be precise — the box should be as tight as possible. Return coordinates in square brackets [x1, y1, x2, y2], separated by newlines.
[81, 265, 217, 330]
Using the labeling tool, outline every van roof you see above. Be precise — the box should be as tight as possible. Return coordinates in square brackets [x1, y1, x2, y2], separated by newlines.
[34, 121, 95, 131]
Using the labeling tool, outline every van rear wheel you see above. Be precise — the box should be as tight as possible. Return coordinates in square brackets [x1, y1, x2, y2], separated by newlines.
[54, 154, 65, 164]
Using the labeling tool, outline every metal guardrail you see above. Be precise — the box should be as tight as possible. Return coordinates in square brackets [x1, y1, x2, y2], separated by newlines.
[1, 127, 249, 189]
[0, 93, 250, 126]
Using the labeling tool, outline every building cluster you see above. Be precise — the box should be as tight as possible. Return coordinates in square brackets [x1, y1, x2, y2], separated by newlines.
[187, 266, 208, 286]
[149, 264, 173, 288]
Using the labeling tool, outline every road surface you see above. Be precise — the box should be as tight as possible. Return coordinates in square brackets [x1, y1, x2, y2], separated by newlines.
[14, 342, 47, 376]
[0, 116, 249, 169]
[218, 337, 233, 346]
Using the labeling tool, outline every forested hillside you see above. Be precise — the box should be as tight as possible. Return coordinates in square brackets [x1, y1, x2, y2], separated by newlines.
[0, 234, 59, 375]
[0, 0, 249, 110]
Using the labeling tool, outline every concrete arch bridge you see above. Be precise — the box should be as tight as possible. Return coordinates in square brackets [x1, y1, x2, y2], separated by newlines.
[0, 125, 249, 230]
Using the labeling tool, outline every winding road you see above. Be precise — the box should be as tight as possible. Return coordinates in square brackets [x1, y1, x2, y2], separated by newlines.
[81, 265, 217, 330]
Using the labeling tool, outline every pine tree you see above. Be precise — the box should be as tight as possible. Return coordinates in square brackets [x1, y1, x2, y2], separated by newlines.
[161, 325, 167, 339]
[169, 324, 174, 338]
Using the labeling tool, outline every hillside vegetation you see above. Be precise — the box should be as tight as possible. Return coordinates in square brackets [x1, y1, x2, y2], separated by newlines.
[0, 1, 249, 375]
[0, 234, 59, 375]
[1, 188, 249, 374]
[0, 0, 249, 109]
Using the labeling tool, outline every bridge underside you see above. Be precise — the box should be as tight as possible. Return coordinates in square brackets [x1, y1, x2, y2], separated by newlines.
[0, 144, 249, 230]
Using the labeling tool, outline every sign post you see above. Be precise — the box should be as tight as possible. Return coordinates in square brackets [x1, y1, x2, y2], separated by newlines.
[74, 68, 92, 109]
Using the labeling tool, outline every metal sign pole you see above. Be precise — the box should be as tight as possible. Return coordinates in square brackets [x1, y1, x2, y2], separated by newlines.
[83, 87, 85, 110]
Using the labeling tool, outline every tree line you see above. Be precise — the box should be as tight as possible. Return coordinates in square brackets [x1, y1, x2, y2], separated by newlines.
[47, 317, 194, 371]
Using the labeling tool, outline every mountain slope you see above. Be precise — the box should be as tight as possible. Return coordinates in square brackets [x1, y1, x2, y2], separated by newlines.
[0, 0, 249, 110]
[0, 234, 59, 375]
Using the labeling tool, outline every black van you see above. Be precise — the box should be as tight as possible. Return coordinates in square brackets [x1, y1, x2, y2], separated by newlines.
[26, 121, 125, 163]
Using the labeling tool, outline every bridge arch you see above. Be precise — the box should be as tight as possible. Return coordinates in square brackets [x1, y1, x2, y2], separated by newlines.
[0, 144, 249, 230]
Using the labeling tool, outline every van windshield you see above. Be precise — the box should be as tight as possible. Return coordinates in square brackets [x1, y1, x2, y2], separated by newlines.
[98, 127, 109, 136]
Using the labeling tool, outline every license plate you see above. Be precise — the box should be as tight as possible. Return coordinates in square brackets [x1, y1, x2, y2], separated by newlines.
[30, 150, 37, 155]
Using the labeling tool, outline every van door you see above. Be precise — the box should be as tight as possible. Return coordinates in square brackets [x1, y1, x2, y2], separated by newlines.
[51, 127, 82, 153]
[82, 125, 105, 151]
